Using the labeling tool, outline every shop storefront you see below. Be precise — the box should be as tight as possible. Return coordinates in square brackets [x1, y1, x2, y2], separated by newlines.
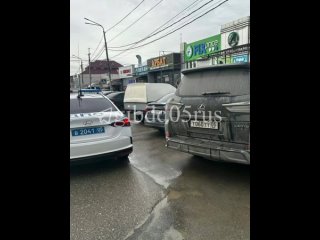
[134, 65, 148, 83]
[147, 53, 181, 87]
[183, 16, 250, 69]
[183, 34, 221, 69]
[118, 65, 135, 91]
[220, 16, 250, 64]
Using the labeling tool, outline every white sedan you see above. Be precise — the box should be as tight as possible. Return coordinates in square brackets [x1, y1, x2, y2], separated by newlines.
[70, 92, 132, 163]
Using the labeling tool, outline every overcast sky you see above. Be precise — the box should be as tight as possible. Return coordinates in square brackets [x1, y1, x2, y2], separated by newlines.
[70, 0, 249, 75]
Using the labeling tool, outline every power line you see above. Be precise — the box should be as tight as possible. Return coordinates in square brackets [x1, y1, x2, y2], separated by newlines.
[110, 0, 205, 49]
[144, 0, 202, 33]
[109, 0, 215, 49]
[91, 46, 106, 61]
[108, 0, 165, 43]
[105, 0, 145, 33]
[90, 1, 145, 60]
[110, 0, 228, 56]
[93, 0, 226, 61]
[167, 0, 221, 34]
[110, 0, 206, 59]
[91, 34, 104, 59]
[110, 0, 220, 60]
[92, 0, 163, 61]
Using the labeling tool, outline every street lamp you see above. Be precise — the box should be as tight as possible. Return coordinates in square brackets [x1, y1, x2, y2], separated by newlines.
[84, 17, 113, 91]
[72, 55, 84, 89]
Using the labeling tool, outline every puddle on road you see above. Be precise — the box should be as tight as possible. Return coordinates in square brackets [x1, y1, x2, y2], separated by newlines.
[167, 189, 203, 201]
[167, 190, 183, 200]
[125, 196, 184, 240]
[128, 156, 182, 189]
[163, 226, 184, 240]
[187, 190, 203, 197]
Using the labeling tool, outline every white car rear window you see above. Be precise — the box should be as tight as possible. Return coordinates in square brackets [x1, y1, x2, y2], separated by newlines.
[70, 98, 117, 114]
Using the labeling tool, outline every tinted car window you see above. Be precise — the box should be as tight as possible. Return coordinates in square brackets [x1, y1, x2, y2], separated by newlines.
[70, 97, 117, 114]
[178, 68, 250, 96]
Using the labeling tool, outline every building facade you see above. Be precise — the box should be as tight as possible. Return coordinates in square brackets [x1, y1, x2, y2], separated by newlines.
[147, 53, 181, 87]
[220, 16, 250, 64]
[183, 16, 250, 69]
[117, 65, 136, 91]
[133, 65, 148, 83]
[80, 60, 123, 89]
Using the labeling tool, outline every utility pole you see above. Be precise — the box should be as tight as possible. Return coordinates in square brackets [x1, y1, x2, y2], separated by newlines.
[84, 18, 113, 91]
[102, 30, 113, 91]
[88, 48, 92, 87]
[80, 60, 84, 87]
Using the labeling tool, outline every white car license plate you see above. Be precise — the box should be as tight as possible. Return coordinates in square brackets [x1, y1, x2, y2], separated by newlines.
[71, 126, 105, 137]
[190, 120, 219, 129]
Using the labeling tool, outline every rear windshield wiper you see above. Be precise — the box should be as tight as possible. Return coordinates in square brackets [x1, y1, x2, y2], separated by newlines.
[202, 91, 230, 96]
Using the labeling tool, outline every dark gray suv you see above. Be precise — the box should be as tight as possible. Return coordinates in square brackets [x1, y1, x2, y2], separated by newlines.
[165, 63, 250, 164]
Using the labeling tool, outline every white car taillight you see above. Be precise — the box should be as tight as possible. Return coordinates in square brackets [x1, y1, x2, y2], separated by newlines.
[111, 117, 131, 127]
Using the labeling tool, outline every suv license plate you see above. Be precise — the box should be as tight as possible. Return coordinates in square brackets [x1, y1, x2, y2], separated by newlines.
[190, 120, 219, 129]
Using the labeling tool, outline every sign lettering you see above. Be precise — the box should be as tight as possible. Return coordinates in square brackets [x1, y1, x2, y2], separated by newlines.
[151, 57, 167, 68]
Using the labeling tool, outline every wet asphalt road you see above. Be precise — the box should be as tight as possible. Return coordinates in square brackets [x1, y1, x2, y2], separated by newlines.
[70, 124, 250, 240]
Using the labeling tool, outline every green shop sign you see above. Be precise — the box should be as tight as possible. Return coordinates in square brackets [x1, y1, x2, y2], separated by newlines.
[184, 34, 221, 62]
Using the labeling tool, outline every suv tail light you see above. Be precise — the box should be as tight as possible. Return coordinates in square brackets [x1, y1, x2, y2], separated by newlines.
[111, 117, 131, 127]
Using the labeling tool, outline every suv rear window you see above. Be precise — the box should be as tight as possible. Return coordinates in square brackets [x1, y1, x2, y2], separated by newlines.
[70, 97, 117, 114]
[177, 68, 250, 96]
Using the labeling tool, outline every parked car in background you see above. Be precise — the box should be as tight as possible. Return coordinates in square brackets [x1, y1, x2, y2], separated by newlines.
[87, 85, 101, 90]
[144, 93, 175, 130]
[165, 63, 250, 165]
[124, 83, 176, 121]
[70, 92, 133, 164]
[79, 88, 101, 94]
[106, 91, 125, 111]
[102, 90, 114, 96]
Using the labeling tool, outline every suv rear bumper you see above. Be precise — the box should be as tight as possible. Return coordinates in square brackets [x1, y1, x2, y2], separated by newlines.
[166, 136, 250, 164]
